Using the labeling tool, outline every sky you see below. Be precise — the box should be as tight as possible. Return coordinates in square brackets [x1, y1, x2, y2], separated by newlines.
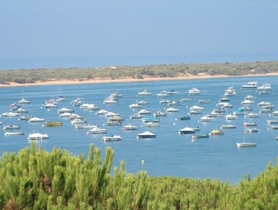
[0, 0, 278, 70]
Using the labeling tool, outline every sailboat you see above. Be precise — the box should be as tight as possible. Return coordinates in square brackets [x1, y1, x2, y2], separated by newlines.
[56, 85, 67, 102]
[18, 82, 30, 104]
[236, 121, 257, 148]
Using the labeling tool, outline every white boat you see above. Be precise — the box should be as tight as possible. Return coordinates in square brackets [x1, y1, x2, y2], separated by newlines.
[157, 91, 170, 97]
[241, 81, 257, 89]
[4, 131, 24, 136]
[190, 105, 205, 110]
[130, 113, 143, 119]
[270, 111, 278, 116]
[180, 98, 192, 102]
[105, 112, 119, 118]
[102, 135, 122, 142]
[70, 119, 87, 124]
[58, 108, 74, 113]
[179, 127, 195, 134]
[166, 107, 179, 112]
[3, 124, 21, 130]
[219, 97, 230, 102]
[28, 132, 49, 141]
[257, 101, 272, 107]
[244, 95, 256, 100]
[145, 122, 160, 127]
[105, 121, 122, 126]
[137, 131, 156, 139]
[59, 112, 73, 117]
[257, 83, 272, 91]
[241, 100, 254, 105]
[123, 124, 139, 130]
[86, 104, 101, 111]
[137, 100, 149, 105]
[188, 109, 201, 115]
[245, 128, 260, 133]
[224, 87, 236, 96]
[138, 89, 152, 96]
[15, 108, 28, 113]
[75, 124, 98, 129]
[1, 112, 19, 117]
[18, 115, 32, 121]
[129, 103, 143, 109]
[137, 109, 151, 115]
[168, 101, 181, 106]
[44, 103, 57, 108]
[28, 117, 45, 123]
[198, 100, 211, 104]
[225, 114, 237, 121]
[199, 116, 213, 122]
[95, 109, 108, 115]
[220, 125, 236, 129]
[245, 113, 260, 118]
[159, 100, 171, 104]
[153, 111, 167, 117]
[87, 127, 107, 134]
[103, 99, 118, 104]
[56, 96, 67, 102]
[188, 88, 200, 95]
[69, 114, 85, 120]
[18, 98, 30, 104]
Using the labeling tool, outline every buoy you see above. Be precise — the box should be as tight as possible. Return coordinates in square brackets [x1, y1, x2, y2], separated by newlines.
[141, 160, 145, 164]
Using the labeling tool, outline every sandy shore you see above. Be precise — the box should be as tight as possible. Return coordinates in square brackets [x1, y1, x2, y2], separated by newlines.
[1, 73, 278, 88]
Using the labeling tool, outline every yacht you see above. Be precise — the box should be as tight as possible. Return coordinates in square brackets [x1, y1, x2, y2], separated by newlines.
[138, 89, 152, 96]
[28, 132, 49, 141]
[241, 81, 257, 89]
[257, 84, 272, 91]
[188, 88, 200, 95]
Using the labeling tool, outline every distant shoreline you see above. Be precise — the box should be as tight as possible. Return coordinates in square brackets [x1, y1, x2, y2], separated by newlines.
[0, 73, 278, 88]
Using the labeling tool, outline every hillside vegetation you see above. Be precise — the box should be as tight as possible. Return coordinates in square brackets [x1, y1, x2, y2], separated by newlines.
[1, 144, 278, 209]
[1, 61, 278, 84]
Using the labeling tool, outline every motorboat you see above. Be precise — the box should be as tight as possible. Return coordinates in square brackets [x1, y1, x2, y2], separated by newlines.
[87, 127, 107, 134]
[257, 83, 272, 91]
[188, 109, 201, 115]
[209, 129, 224, 136]
[269, 126, 278, 130]
[257, 101, 272, 107]
[270, 111, 278, 116]
[212, 108, 225, 113]
[260, 109, 273, 114]
[241, 100, 254, 105]
[179, 127, 195, 134]
[1, 112, 19, 117]
[245, 128, 260, 133]
[86, 104, 101, 111]
[59, 112, 73, 117]
[222, 103, 233, 108]
[144, 122, 159, 127]
[141, 118, 160, 123]
[129, 103, 143, 109]
[159, 100, 171, 104]
[153, 111, 167, 117]
[69, 114, 85, 120]
[167, 101, 181, 106]
[224, 87, 236, 96]
[137, 131, 156, 139]
[267, 120, 278, 124]
[233, 110, 245, 115]
[166, 107, 179, 112]
[220, 124, 236, 129]
[137, 100, 149, 105]
[180, 98, 192, 102]
[28, 132, 49, 141]
[58, 108, 74, 113]
[95, 109, 108, 115]
[70, 119, 87, 124]
[10, 102, 21, 110]
[56, 95, 67, 102]
[70, 98, 83, 106]
[18, 115, 32, 121]
[28, 117, 45, 123]
[225, 114, 237, 121]
[239, 106, 252, 111]
[241, 81, 257, 89]
[4, 131, 24, 136]
[258, 90, 271, 95]
[75, 124, 98, 129]
[219, 97, 230, 102]
[244, 122, 257, 126]
[102, 135, 122, 142]
[110, 91, 122, 98]
[198, 100, 211, 104]
[3, 124, 21, 130]
[188, 88, 200, 95]
[43, 122, 63, 127]
[105, 121, 122, 126]
[15, 107, 29, 113]
[130, 114, 143, 119]
[138, 89, 152, 96]
[190, 105, 205, 110]
[105, 112, 119, 118]
[44, 103, 57, 108]
[156, 91, 170, 97]
[103, 99, 118, 104]
[245, 113, 260, 118]
[137, 109, 152, 115]
[176, 116, 190, 120]
[244, 95, 256, 100]
[206, 112, 222, 118]
[123, 124, 139, 130]
[199, 116, 213, 122]
[108, 116, 125, 121]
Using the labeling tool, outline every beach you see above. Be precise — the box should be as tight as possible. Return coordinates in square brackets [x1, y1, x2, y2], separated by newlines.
[0, 73, 278, 88]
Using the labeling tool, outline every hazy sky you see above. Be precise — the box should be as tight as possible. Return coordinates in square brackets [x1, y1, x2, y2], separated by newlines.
[1, 1, 277, 69]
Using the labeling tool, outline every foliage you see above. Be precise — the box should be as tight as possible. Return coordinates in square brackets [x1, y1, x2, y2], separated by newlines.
[1, 144, 278, 209]
[1, 61, 278, 84]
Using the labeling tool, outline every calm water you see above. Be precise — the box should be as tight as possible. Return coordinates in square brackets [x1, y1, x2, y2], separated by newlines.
[1, 76, 278, 185]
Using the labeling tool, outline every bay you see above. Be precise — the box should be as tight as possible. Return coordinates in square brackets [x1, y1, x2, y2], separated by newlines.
[1, 75, 278, 185]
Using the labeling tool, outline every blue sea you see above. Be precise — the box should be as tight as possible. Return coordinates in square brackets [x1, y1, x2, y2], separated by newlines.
[1, 76, 278, 185]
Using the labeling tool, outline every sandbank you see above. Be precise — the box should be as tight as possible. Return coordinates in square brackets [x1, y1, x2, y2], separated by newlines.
[0, 73, 278, 88]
